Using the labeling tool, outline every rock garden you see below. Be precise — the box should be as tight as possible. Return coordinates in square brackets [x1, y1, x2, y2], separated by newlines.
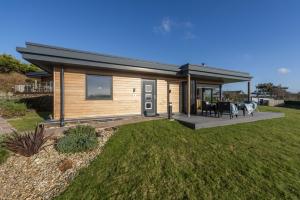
[0, 124, 117, 200]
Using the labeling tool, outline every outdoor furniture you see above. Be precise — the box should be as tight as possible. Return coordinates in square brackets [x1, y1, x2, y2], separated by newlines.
[201, 101, 211, 116]
[243, 101, 258, 116]
[236, 103, 246, 116]
[217, 102, 239, 119]
[201, 101, 217, 116]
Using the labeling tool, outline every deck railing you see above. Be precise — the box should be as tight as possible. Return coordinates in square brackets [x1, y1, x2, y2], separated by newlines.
[14, 81, 53, 94]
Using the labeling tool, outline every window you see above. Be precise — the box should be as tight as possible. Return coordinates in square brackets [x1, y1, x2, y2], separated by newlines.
[86, 75, 112, 100]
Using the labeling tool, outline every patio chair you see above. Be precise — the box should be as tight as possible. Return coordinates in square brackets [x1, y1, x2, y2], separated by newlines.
[243, 101, 258, 116]
[201, 101, 211, 116]
[201, 101, 218, 116]
[217, 102, 239, 119]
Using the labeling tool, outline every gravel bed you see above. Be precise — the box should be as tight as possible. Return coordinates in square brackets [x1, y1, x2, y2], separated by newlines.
[0, 127, 116, 200]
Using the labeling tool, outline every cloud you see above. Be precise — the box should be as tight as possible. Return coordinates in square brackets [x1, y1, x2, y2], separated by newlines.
[153, 17, 173, 34]
[183, 31, 197, 40]
[154, 18, 196, 38]
[277, 67, 290, 75]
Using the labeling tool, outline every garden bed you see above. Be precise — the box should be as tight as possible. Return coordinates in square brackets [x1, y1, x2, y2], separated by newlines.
[0, 127, 116, 200]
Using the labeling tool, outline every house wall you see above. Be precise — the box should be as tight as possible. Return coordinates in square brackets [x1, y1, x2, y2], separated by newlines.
[53, 66, 183, 119]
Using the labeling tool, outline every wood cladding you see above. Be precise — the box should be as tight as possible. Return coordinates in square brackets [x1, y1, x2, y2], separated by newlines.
[53, 66, 182, 119]
[53, 66, 222, 119]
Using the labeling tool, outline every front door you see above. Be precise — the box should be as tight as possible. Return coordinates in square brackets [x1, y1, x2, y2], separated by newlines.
[142, 79, 156, 116]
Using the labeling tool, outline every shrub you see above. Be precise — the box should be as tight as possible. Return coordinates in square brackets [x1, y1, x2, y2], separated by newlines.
[0, 100, 27, 118]
[64, 125, 96, 137]
[3, 125, 48, 157]
[56, 125, 98, 153]
[0, 54, 40, 74]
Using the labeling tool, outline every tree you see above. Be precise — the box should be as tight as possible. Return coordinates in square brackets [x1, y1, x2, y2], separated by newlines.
[0, 54, 40, 73]
[255, 82, 288, 99]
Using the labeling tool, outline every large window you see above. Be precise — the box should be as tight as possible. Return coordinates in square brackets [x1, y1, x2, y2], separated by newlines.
[86, 75, 112, 100]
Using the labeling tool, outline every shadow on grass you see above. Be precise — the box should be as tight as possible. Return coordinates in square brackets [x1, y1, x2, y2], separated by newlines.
[36, 111, 51, 120]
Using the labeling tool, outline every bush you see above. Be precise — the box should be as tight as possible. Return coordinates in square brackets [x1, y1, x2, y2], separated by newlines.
[3, 125, 47, 157]
[0, 100, 27, 118]
[56, 125, 98, 153]
[0, 54, 40, 73]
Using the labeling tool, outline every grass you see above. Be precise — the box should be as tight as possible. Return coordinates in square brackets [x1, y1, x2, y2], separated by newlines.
[7, 111, 49, 132]
[55, 106, 300, 199]
[0, 136, 9, 165]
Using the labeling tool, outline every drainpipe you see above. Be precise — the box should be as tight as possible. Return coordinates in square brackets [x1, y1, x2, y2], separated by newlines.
[219, 85, 222, 101]
[60, 66, 65, 127]
[247, 81, 251, 102]
[187, 73, 191, 118]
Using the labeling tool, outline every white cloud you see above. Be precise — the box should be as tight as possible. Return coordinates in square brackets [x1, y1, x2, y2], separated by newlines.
[154, 17, 173, 34]
[183, 31, 197, 40]
[277, 67, 290, 75]
[154, 18, 196, 38]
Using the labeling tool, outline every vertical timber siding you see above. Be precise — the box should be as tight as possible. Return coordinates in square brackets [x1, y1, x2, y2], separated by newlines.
[157, 79, 168, 113]
[169, 81, 180, 113]
[53, 66, 182, 119]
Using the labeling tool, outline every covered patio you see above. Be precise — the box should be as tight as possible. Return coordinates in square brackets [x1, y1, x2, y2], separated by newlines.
[173, 64, 286, 129]
[179, 64, 252, 117]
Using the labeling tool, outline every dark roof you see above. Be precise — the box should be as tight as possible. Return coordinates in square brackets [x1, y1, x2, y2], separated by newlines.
[180, 64, 251, 82]
[26, 71, 50, 78]
[17, 42, 252, 82]
[17, 42, 180, 76]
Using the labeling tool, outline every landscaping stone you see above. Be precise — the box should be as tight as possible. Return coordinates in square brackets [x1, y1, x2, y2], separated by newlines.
[0, 127, 116, 200]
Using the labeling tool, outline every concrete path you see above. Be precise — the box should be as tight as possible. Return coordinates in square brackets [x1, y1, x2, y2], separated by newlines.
[0, 117, 14, 135]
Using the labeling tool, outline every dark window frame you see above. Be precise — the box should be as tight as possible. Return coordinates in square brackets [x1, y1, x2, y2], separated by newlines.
[85, 74, 113, 100]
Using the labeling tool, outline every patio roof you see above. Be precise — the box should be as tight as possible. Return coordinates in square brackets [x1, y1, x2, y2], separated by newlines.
[17, 42, 252, 83]
[180, 64, 252, 83]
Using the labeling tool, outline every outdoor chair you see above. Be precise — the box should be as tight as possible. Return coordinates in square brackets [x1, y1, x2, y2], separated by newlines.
[243, 101, 258, 116]
[217, 102, 239, 119]
[201, 101, 211, 116]
[201, 101, 217, 116]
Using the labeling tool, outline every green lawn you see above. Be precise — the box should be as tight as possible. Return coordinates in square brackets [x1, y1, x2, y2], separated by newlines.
[7, 111, 49, 132]
[0, 136, 9, 165]
[56, 106, 300, 199]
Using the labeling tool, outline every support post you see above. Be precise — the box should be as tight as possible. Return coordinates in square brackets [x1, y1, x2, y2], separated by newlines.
[167, 82, 170, 117]
[247, 81, 251, 102]
[60, 66, 65, 127]
[219, 85, 222, 101]
[187, 73, 191, 117]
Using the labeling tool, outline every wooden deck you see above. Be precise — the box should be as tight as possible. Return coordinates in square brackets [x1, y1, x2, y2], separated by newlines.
[173, 111, 285, 129]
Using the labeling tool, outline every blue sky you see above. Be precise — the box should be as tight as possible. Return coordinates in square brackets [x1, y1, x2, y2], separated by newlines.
[1, 0, 300, 92]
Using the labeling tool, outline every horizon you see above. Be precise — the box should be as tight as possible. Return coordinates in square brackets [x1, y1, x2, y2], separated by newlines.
[1, 0, 300, 92]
